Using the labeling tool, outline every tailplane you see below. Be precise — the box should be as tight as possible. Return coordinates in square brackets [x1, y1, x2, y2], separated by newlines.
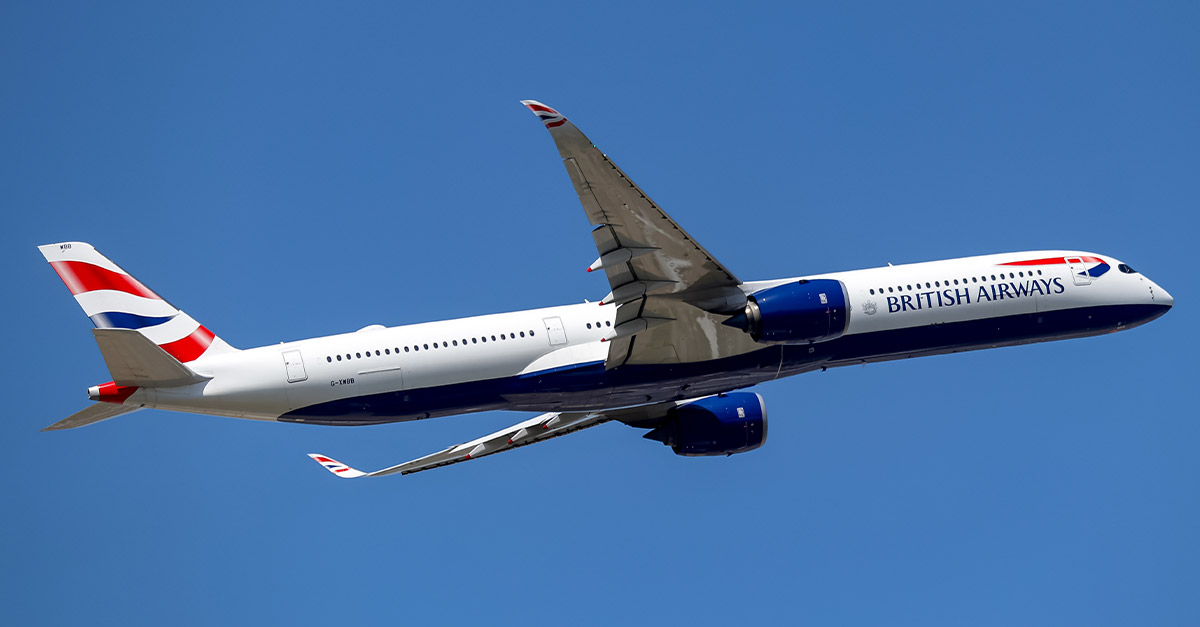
[43, 404, 141, 431]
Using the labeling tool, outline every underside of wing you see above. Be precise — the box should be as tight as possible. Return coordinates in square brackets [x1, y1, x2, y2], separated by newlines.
[306, 397, 738, 478]
[309, 409, 611, 477]
[521, 101, 760, 367]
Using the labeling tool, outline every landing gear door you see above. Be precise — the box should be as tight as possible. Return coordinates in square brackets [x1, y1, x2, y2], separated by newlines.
[543, 317, 568, 346]
[283, 350, 308, 383]
[1065, 256, 1091, 286]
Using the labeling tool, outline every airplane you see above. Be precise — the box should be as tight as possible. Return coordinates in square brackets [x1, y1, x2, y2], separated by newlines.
[38, 100, 1174, 478]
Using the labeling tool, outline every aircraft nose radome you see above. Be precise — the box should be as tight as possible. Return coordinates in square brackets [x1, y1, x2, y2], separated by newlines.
[1156, 284, 1174, 308]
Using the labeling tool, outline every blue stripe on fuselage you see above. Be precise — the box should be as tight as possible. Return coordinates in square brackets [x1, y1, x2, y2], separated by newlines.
[278, 303, 1169, 426]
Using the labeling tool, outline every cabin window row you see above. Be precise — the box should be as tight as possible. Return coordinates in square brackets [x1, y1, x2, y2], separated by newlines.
[868, 269, 1043, 296]
[324, 329, 537, 363]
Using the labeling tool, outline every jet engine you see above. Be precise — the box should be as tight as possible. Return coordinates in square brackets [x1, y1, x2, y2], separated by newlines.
[724, 279, 848, 344]
[644, 393, 767, 456]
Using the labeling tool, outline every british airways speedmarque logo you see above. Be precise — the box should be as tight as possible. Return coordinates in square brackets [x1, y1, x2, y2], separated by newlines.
[1001, 255, 1110, 278]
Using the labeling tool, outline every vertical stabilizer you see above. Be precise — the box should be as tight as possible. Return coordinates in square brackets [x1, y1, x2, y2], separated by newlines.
[38, 242, 237, 363]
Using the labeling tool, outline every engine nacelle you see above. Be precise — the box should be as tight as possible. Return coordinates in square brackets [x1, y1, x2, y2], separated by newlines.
[644, 392, 767, 457]
[726, 279, 848, 344]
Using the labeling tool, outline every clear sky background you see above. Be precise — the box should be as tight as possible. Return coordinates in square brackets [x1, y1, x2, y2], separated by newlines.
[3, 2, 1197, 625]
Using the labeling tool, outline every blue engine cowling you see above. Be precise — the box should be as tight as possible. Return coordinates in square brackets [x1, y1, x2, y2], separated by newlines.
[725, 278, 848, 344]
[644, 392, 767, 457]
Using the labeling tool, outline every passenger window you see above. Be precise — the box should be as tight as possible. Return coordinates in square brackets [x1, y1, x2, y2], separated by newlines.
[405, 346, 410, 352]
[336, 355, 342, 361]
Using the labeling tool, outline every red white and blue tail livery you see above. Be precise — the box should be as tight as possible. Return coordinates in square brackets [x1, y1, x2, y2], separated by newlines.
[38, 242, 235, 363]
[37, 101, 1174, 477]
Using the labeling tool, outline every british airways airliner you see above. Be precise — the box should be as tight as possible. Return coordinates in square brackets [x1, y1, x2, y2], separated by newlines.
[39, 101, 1173, 478]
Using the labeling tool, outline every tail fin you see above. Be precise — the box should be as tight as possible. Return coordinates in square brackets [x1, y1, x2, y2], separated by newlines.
[38, 242, 237, 363]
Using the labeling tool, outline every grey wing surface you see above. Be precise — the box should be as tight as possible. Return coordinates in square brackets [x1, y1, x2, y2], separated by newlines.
[521, 100, 759, 367]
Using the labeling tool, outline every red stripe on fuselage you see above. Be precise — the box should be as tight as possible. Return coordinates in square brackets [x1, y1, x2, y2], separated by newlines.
[159, 326, 215, 363]
[49, 261, 160, 300]
[1001, 256, 1104, 266]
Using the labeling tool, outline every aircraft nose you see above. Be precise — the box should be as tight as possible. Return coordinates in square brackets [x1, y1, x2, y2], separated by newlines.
[1155, 283, 1173, 308]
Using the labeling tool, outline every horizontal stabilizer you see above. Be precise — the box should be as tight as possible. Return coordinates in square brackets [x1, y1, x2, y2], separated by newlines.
[43, 403, 141, 431]
[93, 328, 211, 387]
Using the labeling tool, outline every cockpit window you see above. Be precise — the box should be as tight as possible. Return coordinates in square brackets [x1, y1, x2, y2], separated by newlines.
[1118, 264, 1137, 274]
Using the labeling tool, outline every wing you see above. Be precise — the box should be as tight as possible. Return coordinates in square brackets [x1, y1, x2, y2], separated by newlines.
[308, 401, 681, 478]
[43, 403, 141, 431]
[521, 101, 759, 367]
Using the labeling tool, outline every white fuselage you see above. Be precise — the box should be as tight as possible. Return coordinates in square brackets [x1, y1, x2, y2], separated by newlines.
[116, 250, 1172, 425]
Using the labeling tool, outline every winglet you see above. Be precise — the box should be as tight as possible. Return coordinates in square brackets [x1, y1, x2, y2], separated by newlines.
[307, 454, 367, 478]
[520, 100, 567, 128]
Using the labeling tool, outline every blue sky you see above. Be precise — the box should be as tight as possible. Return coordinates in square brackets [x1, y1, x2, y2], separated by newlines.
[3, 1, 1197, 624]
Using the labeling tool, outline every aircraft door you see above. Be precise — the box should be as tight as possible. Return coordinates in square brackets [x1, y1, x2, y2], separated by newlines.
[1065, 256, 1091, 286]
[282, 350, 308, 383]
[543, 317, 568, 346]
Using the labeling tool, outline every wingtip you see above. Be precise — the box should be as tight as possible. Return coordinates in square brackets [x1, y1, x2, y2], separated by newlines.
[307, 453, 366, 478]
[520, 100, 567, 128]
